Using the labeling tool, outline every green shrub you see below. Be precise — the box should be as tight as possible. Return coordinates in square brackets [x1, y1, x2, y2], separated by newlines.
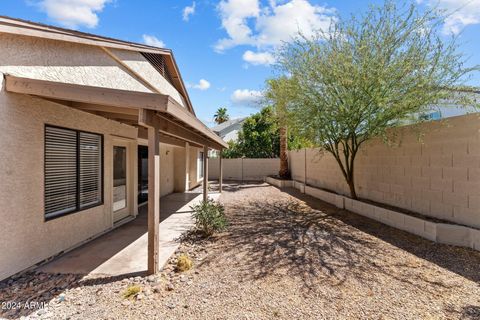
[191, 199, 227, 236]
[123, 285, 141, 299]
[176, 254, 193, 272]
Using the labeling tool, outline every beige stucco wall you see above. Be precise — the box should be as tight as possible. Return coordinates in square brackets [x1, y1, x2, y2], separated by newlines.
[173, 146, 187, 192]
[188, 146, 203, 190]
[160, 144, 175, 196]
[209, 158, 280, 181]
[0, 33, 149, 92]
[109, 49, 186, 107]
[0, 78, 138, 281]
[137, 140, 176, 197]
[289, 113, 480, 228]
[0, 33, 186, 109]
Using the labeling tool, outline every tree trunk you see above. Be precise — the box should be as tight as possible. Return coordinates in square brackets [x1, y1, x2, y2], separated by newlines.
[279, 126, 289, 178]
[346, 176, 357, 200]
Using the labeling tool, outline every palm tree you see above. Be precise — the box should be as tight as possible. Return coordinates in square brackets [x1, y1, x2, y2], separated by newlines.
[214, 107, 230, 124]
[265, 77, 293, 179]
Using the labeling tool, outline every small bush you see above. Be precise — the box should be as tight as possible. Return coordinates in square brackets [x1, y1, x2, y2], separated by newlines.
[191, 199, 227, 236]
[176, 254, 193, 272]
[123, 285, 141, 299]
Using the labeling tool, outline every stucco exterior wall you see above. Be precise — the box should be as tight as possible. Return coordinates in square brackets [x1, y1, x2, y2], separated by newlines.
[0, 33, 152, 93]
[0, 34, 188, 108]
[188, 146, 203, 190]
[173, 146, 187, 192]
[160, 143, 175, 196]
[0, 78, 138, 281]
[109, 49, 186, 108]
[289, 113, 480, 228]
[209, 158, 280, 181]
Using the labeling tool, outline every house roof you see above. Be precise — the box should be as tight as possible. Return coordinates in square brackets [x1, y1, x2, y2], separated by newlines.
[0, 15, 196, 116]
[211, 117, 247, 133]
[0, 16, 227, 149]
[211, 117, 247, 143]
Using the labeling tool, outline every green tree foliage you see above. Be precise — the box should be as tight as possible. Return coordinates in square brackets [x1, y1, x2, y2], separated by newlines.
[222, 106, 308, 159]
[214, 107, 230, 124]
[277, 1, 478, 199]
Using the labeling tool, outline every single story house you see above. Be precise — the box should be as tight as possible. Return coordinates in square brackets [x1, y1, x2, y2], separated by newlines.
[0, 16, 227, 281]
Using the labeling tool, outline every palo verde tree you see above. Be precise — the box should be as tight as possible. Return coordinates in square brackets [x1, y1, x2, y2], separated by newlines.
[278, 1, 478, 199]
[214, 107, 230, 124]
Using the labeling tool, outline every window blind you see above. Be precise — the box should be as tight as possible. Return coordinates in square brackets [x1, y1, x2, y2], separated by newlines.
[45, 126, 78, 218]
[79, 132, 102, 209]
[45, 126, 103, 219]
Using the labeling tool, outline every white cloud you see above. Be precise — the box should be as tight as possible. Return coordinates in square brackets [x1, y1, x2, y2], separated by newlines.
[191, 79, 211, 90]
[215, 0, 336, 52]
[242, 50, 275, 65]
[231, 89, 263, 105]
[37, 0, 111, 29]
[183, 2, 196, 21]
[422, 0, 480, 35]
[142, 35, 165, 48]
[216, 0, 260, 51]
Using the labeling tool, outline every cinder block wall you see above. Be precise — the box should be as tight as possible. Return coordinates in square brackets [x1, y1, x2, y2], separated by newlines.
[289, 113, 480, 228]
[209, 158, 280, 181]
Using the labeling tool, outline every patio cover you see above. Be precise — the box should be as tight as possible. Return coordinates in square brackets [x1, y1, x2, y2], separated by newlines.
[4, 75, 227, 150]
[4, 74, 227, 274]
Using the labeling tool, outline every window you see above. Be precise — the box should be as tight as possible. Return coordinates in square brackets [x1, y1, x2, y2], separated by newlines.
[45, 125, 103, 220]
[113, 146, 127, 211]
[197, 151, 204, 180]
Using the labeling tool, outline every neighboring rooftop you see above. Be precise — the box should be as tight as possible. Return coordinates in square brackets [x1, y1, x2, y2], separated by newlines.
[211, 118, 247, 143]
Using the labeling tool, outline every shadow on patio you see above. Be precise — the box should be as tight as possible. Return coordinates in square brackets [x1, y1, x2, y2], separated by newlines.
[39, 192, 205, 277]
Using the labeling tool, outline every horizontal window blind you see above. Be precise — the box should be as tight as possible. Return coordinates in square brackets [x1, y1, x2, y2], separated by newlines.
[45, 126, 103, 220]
[45, 126, 77, 218]
[79, 132, 102, 209]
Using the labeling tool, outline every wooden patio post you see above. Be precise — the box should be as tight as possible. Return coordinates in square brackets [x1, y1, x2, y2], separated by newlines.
[147, 126, 160, 275]
[203, 146, 209, 202]
[185, 142, 190, 191]
[219, 151, 223, 193]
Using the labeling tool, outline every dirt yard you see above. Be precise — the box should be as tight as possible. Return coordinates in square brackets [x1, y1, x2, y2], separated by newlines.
[1, 182, 480, 319]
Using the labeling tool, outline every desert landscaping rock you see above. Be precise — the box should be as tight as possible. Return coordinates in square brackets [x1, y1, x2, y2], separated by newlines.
[1, 183, 479, 319]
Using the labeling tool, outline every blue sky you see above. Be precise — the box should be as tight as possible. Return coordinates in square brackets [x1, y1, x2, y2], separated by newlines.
[1, 0, 479, 126]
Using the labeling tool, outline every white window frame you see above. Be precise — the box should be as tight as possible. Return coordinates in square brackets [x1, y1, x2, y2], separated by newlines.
[197, 150, 204, 181]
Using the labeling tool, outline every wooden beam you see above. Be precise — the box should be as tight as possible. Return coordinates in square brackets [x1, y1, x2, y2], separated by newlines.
[5, 75, 227, 149]
[203, 146, 209, 202]
[92, 111, 138, 122]
[72, 103, 139, 115]
[162, 97, 227, 149]
[138, 109, 223, 150]
[185, 142, 190, 191]
[137, 127, 201, 148]
[147, 125, 160, 275]
[5, 75, 169, 111]
[219, 152, 223, 193]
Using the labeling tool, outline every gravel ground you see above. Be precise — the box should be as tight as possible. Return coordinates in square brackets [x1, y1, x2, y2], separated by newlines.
[1, 182, 480, 320]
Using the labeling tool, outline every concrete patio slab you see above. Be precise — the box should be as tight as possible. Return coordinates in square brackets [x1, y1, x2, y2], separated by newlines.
[39, 192, 219, 277]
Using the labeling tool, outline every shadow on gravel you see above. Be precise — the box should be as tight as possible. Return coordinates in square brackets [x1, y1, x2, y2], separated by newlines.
[200, 185, 480, 294]
[0, 270, 150, 319]
[460, 305, 480, 320]
[209, 180, 271, 193]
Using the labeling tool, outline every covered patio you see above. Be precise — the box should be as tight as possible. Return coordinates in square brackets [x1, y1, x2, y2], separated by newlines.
[39, 191, 220, 277]
[4, 74, 228, 276]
